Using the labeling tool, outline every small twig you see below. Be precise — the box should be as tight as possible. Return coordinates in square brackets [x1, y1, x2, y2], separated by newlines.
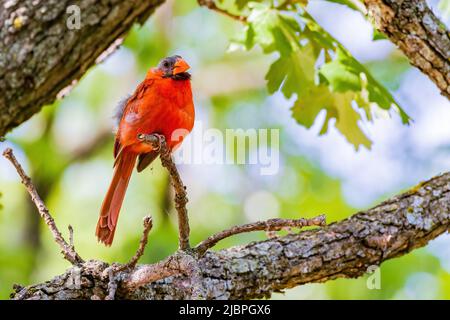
[125, 216, 153, 269]
[68, 225, 74, 247]
[195, 215, 326, 256]
[138, 134, 191, 251]
[68, 225, 76, 254]
[197, 0, 247, 22]
[3, 148, 84, 265]
[101, 216, 153, 296]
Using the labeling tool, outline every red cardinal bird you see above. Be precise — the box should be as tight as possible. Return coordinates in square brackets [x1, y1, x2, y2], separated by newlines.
[96, 55, 194, 246]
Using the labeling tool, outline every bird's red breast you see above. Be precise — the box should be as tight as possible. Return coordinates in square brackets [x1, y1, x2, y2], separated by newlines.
[116, 73, 194, 155]
[114, 56, 194, 158]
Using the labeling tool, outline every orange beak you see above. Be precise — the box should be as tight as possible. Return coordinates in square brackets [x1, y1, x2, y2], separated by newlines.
[173, 58, 190, 75]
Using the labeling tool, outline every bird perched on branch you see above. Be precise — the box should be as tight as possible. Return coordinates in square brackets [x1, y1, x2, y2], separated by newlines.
[96, 55, 194, 246]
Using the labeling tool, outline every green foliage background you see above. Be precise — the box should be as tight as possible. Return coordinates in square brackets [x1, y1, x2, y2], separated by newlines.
[0, 0, 449, 299]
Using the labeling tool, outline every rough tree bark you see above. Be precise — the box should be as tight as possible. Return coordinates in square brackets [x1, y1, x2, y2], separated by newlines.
[0, 0, 165, 137]
[0, 0, 449, 138]
[364, 0, 450, 98]
[11, 172, 450, 300]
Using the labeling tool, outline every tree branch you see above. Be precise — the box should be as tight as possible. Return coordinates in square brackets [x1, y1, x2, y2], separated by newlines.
[197, 0, 247, 22]
[195, 215, 326, 256]
[2, 148, 83, 265]
[9, 171, 450, 300]
[364, 0, 450, 98]
[138, 133, 191, 251]
[125, 216, 153, 270]
[0, 0, 165, 137]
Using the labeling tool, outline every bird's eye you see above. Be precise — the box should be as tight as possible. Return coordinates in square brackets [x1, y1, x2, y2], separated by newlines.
[163, 61, 169, 68]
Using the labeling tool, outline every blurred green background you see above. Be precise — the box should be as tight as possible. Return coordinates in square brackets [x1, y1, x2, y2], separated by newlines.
[0, 0, 449, 299]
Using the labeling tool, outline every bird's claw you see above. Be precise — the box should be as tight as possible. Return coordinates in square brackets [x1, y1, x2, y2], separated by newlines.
[138, 133, 166, 152]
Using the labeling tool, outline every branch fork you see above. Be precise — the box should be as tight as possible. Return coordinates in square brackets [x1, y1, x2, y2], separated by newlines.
[3, 145, 327, 299]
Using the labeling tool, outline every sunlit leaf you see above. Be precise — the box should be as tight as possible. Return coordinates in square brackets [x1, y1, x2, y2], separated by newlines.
[266, 44, 316, 97]
[319, 48, 362, 92]
[247, 2, 299, 55]
[231, 2, 410, 148]
[372, 28, 387, 41]
[303, 13, 410, 124]
[292, 85, 371, 149]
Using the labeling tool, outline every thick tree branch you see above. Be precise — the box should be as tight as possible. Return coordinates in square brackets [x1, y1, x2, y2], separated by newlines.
[10, 171, 450, 300]
[0, 0, 165, 137]
[364, 0, 450, 98]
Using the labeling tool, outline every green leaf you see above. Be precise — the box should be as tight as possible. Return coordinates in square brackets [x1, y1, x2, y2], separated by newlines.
[372, 29, 387, 41]
[266, 44, 316, 98]
[229, 24, 255, 51]
[266, 56, 290, 94]
[291, 85, 331, 128]
[230, 4, 410, 149]
[247, 3, 281, 52]
[319, 48, 362, 92]
[247, 3, 300, 55]
[318, 46, 406, 123]
[304, 13, 410, 124]
[292, 85, 371, 149]
[333, 92, 372, 149]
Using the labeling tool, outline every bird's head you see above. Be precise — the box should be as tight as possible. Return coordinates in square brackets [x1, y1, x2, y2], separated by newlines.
[156, 55, 191, 80]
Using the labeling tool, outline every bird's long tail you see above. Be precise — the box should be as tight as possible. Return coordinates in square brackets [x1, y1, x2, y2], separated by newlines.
[96, 149, 137, 246]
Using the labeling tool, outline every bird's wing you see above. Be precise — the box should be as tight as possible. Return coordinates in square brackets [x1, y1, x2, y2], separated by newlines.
[136, 151, 159, 172]
[113, 80, 154, 162]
